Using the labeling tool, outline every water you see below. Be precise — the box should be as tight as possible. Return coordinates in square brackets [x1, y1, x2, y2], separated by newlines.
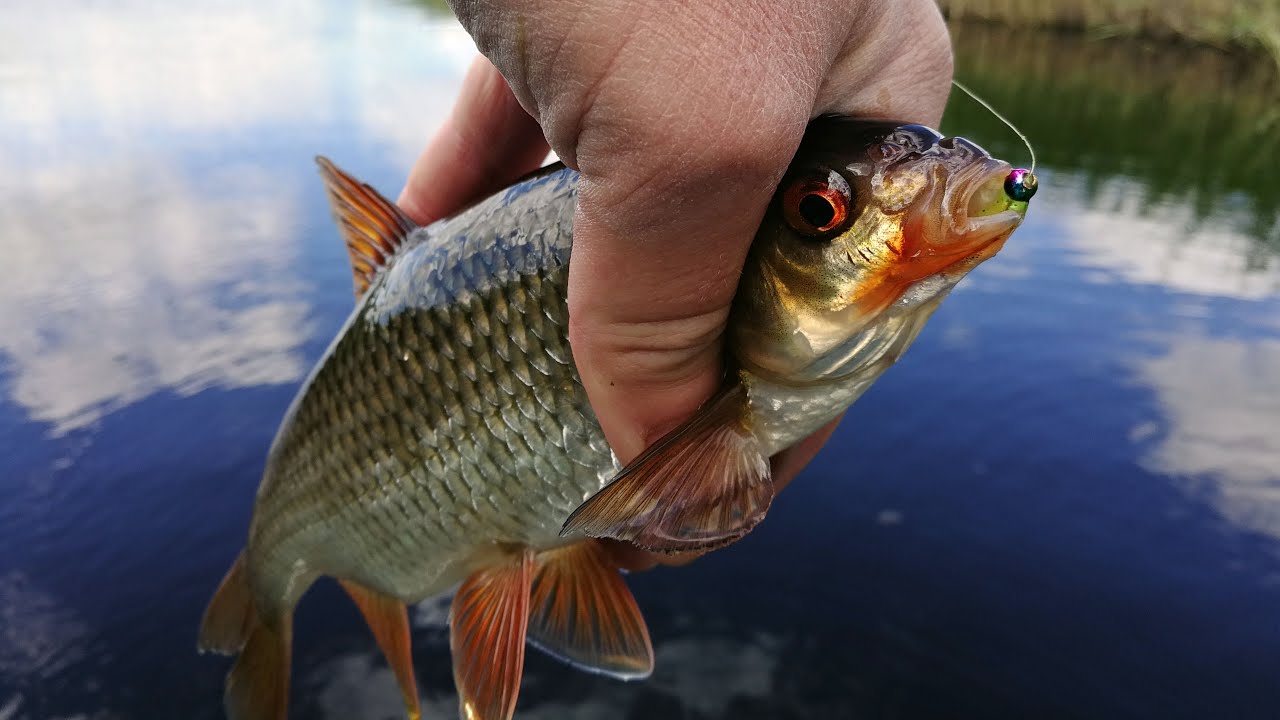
[2, 3, 1278, 718]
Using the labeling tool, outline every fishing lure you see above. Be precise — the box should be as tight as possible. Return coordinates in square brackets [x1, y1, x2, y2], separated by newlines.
[952, 78, 1039, 202]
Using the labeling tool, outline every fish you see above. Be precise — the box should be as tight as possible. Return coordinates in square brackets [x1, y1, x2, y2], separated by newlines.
[197, 117, 1035, 720]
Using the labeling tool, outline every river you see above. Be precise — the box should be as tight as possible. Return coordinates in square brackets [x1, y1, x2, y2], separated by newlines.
[1, 3, 1277, 718]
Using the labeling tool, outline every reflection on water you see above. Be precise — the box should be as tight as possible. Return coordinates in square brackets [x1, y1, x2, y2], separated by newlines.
[2, 3, 1279, 719]
[1138, 334, 1280, 535]
[0, 0, 478, 435]
[0, 159, 310, 433]
[0, 572, 90, 683]
[944, 24, 1280, 235]
[945, 26, 1280, 553]
[309, 622, 783, 720]
[1059, 178, 1278, 299]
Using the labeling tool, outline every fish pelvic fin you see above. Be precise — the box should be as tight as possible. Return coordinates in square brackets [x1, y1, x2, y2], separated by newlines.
[315, 156, 418, 299]
[224, 613, 292, 720]
[199, 551, 255, 655]
[450, 549, 535, 720]
[528, 541, 654, 680]
[561, 380, 773, 553]
[338, 580, 421, 720]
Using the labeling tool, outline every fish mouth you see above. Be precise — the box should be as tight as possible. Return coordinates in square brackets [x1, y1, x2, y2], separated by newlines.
[944, 159, 1025, 266]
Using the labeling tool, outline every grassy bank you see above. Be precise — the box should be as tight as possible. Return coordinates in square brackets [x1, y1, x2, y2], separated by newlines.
[943, 24, 1279, 251]
[939, 0, 1280, 62]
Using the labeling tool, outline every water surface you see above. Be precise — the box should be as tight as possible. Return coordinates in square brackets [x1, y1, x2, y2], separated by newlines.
[1, 4, 1278, 719]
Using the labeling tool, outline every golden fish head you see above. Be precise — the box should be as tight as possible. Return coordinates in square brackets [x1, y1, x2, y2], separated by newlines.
[731, 117, 1033, 384]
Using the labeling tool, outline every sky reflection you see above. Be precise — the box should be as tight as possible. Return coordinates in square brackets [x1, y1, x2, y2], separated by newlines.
[307, 623, 785, 720]
[3, 1, 1280, 718]
[0, 0, 477, 434]
[1019, 172, 1280, 543]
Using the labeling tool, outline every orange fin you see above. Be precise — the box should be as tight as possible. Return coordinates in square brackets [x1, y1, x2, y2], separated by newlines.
[315, 156, 417, 298]
[199, 551, 255, 655]
[561, 381, 773, 553]
[224, 613, 292, 720]
[450, 549, 534, 720]
[528, 541, 653, 679]
[339, 580, 421, 720]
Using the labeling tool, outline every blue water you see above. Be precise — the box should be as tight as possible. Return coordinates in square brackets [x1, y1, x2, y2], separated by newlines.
[2, 2, 1278, 718]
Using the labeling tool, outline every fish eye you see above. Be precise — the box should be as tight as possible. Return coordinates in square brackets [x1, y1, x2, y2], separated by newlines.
[781, 170, 853, 238]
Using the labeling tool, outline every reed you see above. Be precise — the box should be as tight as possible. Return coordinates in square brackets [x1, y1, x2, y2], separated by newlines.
[939, 0, 1280, 63]
[943, 24, 1279, 252]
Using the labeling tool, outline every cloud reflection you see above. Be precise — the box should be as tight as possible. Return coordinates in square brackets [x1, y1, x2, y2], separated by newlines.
[0, 158, 311, 433]
[0, 0, 481, 433]
[1136, 333, 1280, 538]
[1046, 177, 1280, 538]
[1060, 177, 1279, 301]
[310, 619, 784, 720]
[0, 572, 90, 682]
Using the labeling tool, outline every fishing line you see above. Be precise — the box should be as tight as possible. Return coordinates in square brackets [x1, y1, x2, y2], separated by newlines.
[951, 79, 1036, 173]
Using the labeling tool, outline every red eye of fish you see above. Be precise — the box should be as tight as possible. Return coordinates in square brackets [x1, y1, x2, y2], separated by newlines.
[781, 171, 852, 238]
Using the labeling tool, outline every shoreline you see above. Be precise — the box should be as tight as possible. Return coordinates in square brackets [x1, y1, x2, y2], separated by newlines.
[939, 1, 1280, 66]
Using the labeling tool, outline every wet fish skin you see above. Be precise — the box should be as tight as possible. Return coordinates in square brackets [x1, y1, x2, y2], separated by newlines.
[248, 167, 612, 612]
[200, 117, 1033, 720]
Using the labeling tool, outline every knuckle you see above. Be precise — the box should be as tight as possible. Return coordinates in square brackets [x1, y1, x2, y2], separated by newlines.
[577, 106, 803, 229]
[567, 307, 728, 390]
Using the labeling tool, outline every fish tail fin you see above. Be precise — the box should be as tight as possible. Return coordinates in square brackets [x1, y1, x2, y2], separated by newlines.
[528, 540, 653, 679]
[450, 548, 535, 720]
[199, 551, 255, 654]
[199, 551, 294, 720]
[224, 614, 293, 720]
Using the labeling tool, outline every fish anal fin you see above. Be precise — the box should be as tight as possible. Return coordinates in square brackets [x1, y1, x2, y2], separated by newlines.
[561, 381, 773, 553]
[224, 613, 292, 720]
[315, 156, 417, 299]
[528, 541, 653, 679]
[449, 549, 534, 720]
[339, 580, 421, 720]
[199, 551, 255, 655]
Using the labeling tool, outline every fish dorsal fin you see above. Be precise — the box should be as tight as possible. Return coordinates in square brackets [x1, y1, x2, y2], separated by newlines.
[315, 156, 417, 299]
[338, 581, 421, 720]
[561, 380, 773, 553]
[527, 541, 653, 679]
[450, 549, 534, 720]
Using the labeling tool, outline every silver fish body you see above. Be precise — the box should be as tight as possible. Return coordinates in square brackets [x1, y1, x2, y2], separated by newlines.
[247, 168, 618, 613]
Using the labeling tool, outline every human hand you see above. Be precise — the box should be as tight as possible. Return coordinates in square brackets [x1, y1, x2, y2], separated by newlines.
[399, 1, 953, 568]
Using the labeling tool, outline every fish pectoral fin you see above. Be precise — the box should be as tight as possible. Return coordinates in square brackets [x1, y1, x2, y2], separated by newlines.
[527, 541, 654, 680]
[199, 551, 255, 655]
[561, 380, 773, 554]
[224, 613, 292, 720]
[315, 156, 418, 299]
[338, 580, 421, 720]
[450, 549, 535, 720]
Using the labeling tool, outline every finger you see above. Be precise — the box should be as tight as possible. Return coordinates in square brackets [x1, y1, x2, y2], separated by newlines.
[555, 2, 950, 464]
[815, 0, 953, 124]
[561, 15, 824, 459]
[397, 56, 550, 225]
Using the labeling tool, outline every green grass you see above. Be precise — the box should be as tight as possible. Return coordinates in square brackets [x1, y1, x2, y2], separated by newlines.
[939, 0, 1280, 66]
[943, 24, 1280, 253]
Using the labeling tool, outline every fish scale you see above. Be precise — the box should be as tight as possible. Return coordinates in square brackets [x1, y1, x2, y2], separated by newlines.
[244, 169, 616, 610]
